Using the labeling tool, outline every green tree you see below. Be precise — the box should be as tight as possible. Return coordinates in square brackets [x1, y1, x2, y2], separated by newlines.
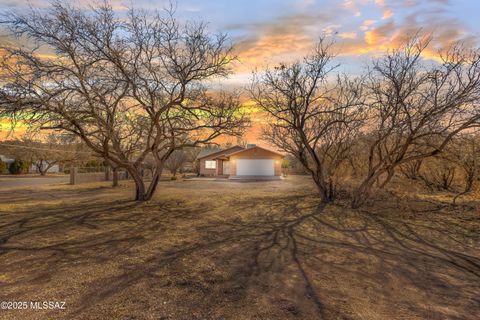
[0, 159, 7, 174]
[9, 159, 29, 174]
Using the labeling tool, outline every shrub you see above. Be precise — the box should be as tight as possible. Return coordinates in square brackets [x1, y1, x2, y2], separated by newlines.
[281, 159, 290, 177]
[84, 159, 104, 167]
[0, 160, 7, 174]
[170, 176, 177, 180]
[9, 159, 30, 174]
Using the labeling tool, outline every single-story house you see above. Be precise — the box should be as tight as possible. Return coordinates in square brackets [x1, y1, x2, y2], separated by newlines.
[0, 155, 60, 174]
[0, 155, 14, 167]
[197, 144, 284, 179]
[0, 155, 14, 174]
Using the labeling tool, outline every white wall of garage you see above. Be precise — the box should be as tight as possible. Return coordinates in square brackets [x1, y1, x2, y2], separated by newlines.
[236, 159, 275, 176]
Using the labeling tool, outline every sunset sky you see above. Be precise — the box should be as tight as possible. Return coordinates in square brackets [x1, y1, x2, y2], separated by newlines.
[1, 0, 479, 143]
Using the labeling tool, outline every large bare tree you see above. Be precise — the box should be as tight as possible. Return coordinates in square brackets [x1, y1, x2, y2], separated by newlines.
[251, 39, 366, 202]
[350, 35, 480, 208]
[0, 2, 247, 200]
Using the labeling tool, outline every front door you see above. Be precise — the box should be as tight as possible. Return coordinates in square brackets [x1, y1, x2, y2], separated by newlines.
[223, 161, 230, 175]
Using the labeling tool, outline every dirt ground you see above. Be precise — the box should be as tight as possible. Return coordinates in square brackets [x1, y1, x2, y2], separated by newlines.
[0, 174, 69, 189]
[0, 176, 479, 320]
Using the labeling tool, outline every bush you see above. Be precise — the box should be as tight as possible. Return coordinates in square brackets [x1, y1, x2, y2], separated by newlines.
[170, 176, 177, 180]
[281, 159, 290, 177]
[0, 160, 7, 174]
[84, 159, 104, 167]
[9, 159, 30, 174]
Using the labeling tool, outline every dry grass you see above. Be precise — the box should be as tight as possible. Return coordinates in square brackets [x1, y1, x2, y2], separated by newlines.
[0, 176, 479, 319]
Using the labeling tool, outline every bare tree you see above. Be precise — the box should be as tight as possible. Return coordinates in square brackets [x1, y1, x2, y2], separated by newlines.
[251, 39, 366, 202]
[420, 156, 456, 191]
[183, 147, 201, 175]
[448, 134, 480, 205]
[350, 35, 480, 208]
[0, 2, 247, 201]
[399, 160, 423, 180]
[414, 134, 480, 203]
[164, 150, 188, 177]
[0, 134, 89, 175]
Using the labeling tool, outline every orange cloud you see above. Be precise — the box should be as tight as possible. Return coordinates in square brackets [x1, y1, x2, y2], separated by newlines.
[2, 0, 479, 145]
[242, 34, 310, 60]
[339, 15, 477, 63]
[363, 20, 393, 46]
[360, 19, 376, 31]
[339, 32, 357, 39]
[230, 13, 330, 73]
[233, 33, 313, 73]
[343, 0, 362, 17]
[382, 9, 393, 20]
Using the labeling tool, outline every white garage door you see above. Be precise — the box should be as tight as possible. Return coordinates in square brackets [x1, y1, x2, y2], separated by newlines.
[236, 159, 275, 176]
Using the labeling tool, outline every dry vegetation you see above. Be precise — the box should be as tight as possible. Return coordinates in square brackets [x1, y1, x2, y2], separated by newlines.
[0, 176, 479, 320]
[0, 2, 247, 200]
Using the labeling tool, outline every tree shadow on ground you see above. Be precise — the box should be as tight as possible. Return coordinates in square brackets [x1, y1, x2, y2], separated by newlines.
[0, 189, 479, 319]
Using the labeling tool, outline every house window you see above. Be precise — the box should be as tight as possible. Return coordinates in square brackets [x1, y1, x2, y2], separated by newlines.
[205, 160, 216, 169]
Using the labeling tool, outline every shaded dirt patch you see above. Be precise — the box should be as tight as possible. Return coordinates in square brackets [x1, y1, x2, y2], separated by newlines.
[0, 177, 479, 319]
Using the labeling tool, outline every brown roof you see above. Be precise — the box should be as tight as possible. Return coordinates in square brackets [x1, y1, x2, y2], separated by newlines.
[196, 145, 244, 160]
[225, 145, 285, 158]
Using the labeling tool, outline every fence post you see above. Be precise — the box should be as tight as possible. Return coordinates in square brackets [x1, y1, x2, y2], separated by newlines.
[70, 167, 78, 185]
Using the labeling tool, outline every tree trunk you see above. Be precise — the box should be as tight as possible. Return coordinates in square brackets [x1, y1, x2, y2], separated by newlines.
[112, 167, 119, 187]
[144, 171, 160, 201]
[36, 162, 47, 176]
[351, 176, 377, 208]
[127, 162, 164, 201]
[311, 172, 334, 203]
[134, 179, 146, 201]
[143, 161, 165, 201]
[127, 167, 147, 201]
[379, 169, 395, 188]
[351, 187, 367, 209]
[452, 171, 475, 206]
[105, 166, 111, 181]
